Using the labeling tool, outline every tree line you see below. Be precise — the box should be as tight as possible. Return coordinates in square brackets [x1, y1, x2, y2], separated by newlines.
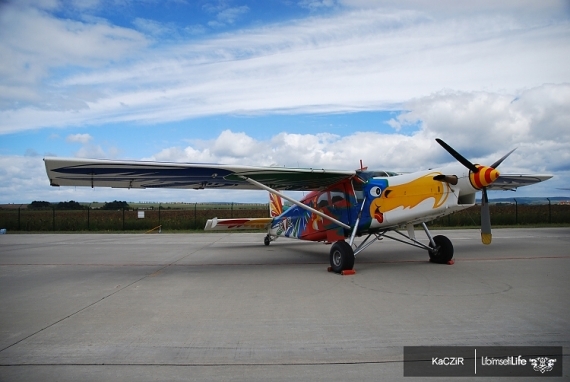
[28, 200, 131, 210]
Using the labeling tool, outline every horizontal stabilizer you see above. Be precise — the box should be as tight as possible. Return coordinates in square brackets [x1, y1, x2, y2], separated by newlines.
[204, 218, 273, 231]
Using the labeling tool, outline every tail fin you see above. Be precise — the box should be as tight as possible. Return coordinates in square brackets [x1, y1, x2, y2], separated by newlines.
[269, 193, 283, 217]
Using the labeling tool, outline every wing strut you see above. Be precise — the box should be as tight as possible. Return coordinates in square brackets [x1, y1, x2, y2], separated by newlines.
[239, 176, 351, 230]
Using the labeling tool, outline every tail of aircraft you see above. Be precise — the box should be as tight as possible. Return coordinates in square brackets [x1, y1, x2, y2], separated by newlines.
[269, 193, 283, 217]
[204, 192, 282, 231]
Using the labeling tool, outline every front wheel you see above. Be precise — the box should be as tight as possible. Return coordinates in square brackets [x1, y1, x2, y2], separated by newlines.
[329, 241, 355, 273]
[429, 235, 454, 264]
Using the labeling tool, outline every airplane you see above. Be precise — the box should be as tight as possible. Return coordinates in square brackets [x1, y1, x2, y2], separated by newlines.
[44, 139, 552, 274]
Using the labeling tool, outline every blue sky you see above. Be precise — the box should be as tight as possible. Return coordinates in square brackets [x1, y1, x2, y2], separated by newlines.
[1, 0, 569, 203]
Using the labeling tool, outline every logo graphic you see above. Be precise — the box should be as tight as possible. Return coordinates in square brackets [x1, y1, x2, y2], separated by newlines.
[529, 357, 556, 373]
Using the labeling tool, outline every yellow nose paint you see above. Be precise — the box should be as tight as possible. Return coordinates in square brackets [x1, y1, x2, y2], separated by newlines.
[370, 173, 449, 222]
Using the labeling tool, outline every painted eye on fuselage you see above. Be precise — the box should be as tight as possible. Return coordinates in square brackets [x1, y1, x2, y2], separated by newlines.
[369, 186, 382, 197]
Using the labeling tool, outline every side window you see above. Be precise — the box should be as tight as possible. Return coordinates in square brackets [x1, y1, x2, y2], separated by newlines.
[352, 182, 364, 203]
[330, 190, 345, 205]
[317, 192, 329, 208]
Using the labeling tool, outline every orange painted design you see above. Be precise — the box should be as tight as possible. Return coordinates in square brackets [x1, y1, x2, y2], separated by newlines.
[469, 166, 500, 189]
[269, 193, 283, 217]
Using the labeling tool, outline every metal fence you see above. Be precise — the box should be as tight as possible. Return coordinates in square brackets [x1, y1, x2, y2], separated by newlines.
[0, 204, 270, 232]
[0, 203, 568, 232]
[430, 203, 570, 227]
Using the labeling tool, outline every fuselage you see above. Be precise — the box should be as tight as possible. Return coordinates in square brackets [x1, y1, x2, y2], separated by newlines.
[269, 163, 482, 242]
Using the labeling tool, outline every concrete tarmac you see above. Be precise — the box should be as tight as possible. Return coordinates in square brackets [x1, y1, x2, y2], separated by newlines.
[0, 228, 569, 381]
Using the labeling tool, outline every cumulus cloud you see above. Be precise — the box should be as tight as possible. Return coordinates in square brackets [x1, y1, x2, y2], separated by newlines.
[139, 84, 568, 193]
[0, 1, 568, 202]
[54, 84, 570, 201]
[2, 84, 568, 204]
[66, 133, 93, 144]
[389, 84, 570, 173]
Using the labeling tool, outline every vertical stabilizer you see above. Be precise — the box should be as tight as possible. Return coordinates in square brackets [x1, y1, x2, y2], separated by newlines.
[269, 193, 283, 217]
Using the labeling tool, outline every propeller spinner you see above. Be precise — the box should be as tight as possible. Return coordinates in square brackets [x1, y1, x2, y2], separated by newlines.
[435, 138, 516, 245]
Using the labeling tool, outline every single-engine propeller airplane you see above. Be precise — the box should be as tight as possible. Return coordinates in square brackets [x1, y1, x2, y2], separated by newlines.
[44, 139, 551, 273]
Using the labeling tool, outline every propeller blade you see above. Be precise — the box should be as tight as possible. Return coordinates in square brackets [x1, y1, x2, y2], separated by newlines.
[490, 148, 517, 169]
[436, 138, 479, 173]
[480, 188, 492, 245]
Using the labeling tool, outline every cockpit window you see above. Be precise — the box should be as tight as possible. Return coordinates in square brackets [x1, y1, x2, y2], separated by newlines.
[330, 191, 345, 205]
[352, 181, 364, 202]
[358, 170, 399, 180]
[317, 192, 329, 208]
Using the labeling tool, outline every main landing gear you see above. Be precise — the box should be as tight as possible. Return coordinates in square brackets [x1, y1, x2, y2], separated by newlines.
[428, 235, 454, 264]
[327, 222, 454, 274]
[329, 241, 354, 273]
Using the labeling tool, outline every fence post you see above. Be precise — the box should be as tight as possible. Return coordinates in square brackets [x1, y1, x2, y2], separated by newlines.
[194, 203, 197, 229]
[18, 207, 21, 231]
[122, 207, 125, 230]
[52, 206, 56, 231]
[547, 198, 551, 224]
[87, 205, 90, 231]
[159, 204, 161, 227]
[231, 202, 234, 218]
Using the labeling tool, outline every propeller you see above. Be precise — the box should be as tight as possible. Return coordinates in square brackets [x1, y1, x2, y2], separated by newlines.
[435, 138, 479, 173]
[435, 138, 516, 245]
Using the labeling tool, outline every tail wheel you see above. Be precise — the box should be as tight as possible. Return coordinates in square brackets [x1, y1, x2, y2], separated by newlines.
[264, 234, 271, 246]
[329, 241, 354, 273]
[429, 235, 454, 264]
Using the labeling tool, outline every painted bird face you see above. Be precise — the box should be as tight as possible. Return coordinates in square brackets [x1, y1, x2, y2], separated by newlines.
[364, 180, 388, 224]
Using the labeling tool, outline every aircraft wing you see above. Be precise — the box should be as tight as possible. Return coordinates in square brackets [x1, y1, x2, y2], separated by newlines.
[487, 174, 553, 190]
[43, 157, 355, 191]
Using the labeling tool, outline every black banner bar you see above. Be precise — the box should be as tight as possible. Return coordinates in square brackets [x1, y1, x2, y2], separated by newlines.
[404, 346, 563, 377]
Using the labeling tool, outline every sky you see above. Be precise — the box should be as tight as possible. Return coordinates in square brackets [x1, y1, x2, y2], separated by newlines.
[0, 0, 569, 204]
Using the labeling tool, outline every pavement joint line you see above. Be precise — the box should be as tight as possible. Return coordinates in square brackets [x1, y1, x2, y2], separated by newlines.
[2, 354, 570, 367]
[1, 254, 568, 268]
[0, 239, 221, 355]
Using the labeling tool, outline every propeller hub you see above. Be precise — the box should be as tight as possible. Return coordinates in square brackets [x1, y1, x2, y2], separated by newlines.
[470, 165, 500, 189]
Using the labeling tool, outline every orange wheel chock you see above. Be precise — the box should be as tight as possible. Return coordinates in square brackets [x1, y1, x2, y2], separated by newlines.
[327, 267, 356, 275]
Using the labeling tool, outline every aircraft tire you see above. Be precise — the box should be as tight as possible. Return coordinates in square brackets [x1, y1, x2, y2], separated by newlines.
[429, 235, 454, 264]
[329, 241, 354, 273]
[264, 235, 271, 246]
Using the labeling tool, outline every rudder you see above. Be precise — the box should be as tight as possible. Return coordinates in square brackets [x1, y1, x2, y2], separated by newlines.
[269, 193, 283, 217]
